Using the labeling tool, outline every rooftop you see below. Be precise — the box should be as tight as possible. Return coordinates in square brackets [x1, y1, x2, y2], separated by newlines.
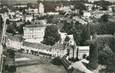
[23, 42, 64, 50]
[6, 33, 23, 42]
[25, 24, 47, 28]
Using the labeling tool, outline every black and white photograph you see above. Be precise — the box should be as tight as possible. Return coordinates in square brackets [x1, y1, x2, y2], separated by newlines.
[0, 0, 115, 73]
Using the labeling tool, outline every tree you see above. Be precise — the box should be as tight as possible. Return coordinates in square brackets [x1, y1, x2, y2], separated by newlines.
[0, 7, 8, 13]
[88, 40, 98, 69]
[27, 3, 32, 8]
[80, 24, 90, 45]
[3, 48, 16, 73]
[43, 25, 60, 45]
[51, 57, 62, 65]
[110, 38, 115, 53]
[6, 19, 10, 24]
[74, 2, 86, 10]
[7, 49, 15, 58]
[0, 15, 3, 30]
[97, 14, 115, 34]
[72, 21, 83, 45]
[94, 0, 112, 10]
[61, 20, 73, 34]
[6, 22, 17, 35]
[99, 44, 113, 65]
[61, 20, 86, 46]
[100, 14, 109, 22]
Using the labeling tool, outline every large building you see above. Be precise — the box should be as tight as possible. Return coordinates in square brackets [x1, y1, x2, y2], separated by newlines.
[23, 21, 47, 43]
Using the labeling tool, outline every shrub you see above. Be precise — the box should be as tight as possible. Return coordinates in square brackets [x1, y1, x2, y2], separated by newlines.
[51, 57, 62, 65]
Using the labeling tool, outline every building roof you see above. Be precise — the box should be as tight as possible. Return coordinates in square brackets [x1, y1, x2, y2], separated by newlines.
[6, 33, 23, 42]
[77, 46, 90, 50]
[23, 42, 65, 50]
[25, 24, 47, 28]
[24, 19, 48, 28]
[23, 42, 51, 50]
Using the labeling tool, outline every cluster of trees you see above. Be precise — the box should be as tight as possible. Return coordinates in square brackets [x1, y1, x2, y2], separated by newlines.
[98, 42, 115, 72]
[6, 19, 31, 35]
[51, 57, 62, 65]
[3, 48, 16, 73]
[42, 25, 61, 46]
[0, 15, 3, 31]
[94, 0, 112, 10]
[61, 20, 90, 46]
[91, 14, 115, 35]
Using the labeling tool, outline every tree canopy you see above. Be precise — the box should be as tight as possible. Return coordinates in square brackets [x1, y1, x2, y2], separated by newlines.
[61, 20, 90, 46]
[43, 25, 61, 45]
[97, 14, 115, 34]
[0, 15, 3, 30]
[94, 0, 112, 10]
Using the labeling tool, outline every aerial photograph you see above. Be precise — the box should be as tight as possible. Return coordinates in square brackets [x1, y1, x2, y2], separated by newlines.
[0, 0, 115, 73]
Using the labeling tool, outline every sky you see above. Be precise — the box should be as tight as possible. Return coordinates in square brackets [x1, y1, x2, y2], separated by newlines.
[1, 0, 115, 5]
[88, 0, 115, 2]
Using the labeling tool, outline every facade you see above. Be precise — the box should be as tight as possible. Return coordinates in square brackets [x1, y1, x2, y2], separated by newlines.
[25, 15, 33, 22]
[22, 42, 66, 58]
[68, 46, 90, 59]
[23, 24, 46, 43]
[6, 34, 23, 50]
